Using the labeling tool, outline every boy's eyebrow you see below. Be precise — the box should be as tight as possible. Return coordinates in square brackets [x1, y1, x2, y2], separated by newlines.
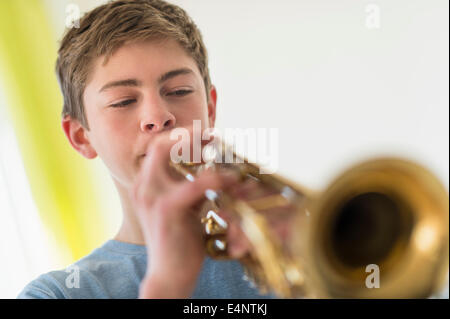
[99, 79, 142, 93]
[98, 68, 194, 93]
[157, 67, 194, 84]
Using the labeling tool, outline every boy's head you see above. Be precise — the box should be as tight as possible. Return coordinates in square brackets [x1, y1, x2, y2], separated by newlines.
[58, 0, 217, 187]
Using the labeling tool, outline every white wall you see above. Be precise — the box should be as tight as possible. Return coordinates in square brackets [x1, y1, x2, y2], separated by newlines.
[173, 0, 449, 191]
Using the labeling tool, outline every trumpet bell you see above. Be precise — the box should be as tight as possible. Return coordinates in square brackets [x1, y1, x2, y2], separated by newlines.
[306, 158, 449, 298]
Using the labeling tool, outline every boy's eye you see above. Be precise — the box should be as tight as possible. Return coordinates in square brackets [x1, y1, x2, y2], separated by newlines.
[166, 89, 193, 97]
[108, 90, 192, 107]
[110, 99, 136, 108]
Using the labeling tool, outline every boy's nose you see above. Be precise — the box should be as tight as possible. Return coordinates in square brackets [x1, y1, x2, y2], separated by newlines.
[140, 111, 176, 133]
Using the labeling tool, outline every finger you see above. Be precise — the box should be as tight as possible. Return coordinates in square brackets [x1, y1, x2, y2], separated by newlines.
[176, 126, 219, 165]
[166, 170, 239, 214]
[132, 132, 180, 206]
[228, 178, 277, 201]
[228, 179, 259, 199]
[133, 128, 225, 210]
[143, 126, 215, 181]
[226, 218, 252, 259]
[137, 130, 192, 195]
[142, 131, 181, 179]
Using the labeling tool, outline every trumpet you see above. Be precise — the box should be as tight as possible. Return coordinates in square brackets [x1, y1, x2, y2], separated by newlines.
[169, 142, 449, 298]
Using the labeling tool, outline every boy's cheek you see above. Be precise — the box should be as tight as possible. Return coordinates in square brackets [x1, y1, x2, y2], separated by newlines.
[102, 151, 138, 185]
[175, 109, 209, 128]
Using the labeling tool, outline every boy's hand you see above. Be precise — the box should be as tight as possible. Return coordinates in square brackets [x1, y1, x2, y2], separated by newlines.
[132, 130, 238, 298]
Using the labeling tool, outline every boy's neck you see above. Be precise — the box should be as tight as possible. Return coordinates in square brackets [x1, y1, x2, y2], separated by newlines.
[113, 179, 146, 246]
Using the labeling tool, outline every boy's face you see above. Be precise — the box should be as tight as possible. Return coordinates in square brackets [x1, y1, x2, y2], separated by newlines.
[63, 39, 217, 187]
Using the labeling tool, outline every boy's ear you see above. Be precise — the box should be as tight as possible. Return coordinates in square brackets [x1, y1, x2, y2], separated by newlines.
[61, 116, 97, 159]
[207, 84, 217, 127]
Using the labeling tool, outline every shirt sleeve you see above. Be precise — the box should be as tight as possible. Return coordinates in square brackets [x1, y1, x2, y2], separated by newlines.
[16, 273, 68, 299]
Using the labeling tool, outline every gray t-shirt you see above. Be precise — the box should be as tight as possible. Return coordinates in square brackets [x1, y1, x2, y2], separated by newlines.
[17, 239, 275, 299]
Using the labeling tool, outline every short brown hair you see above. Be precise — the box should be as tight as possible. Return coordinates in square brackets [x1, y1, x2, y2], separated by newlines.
[56, 0, 211, 130]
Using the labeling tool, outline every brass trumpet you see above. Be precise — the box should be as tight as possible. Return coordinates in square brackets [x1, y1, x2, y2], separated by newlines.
[170, 142, 449, 298]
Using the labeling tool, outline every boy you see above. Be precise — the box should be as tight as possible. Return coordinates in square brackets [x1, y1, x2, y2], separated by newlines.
[18, 0, 273, 299]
